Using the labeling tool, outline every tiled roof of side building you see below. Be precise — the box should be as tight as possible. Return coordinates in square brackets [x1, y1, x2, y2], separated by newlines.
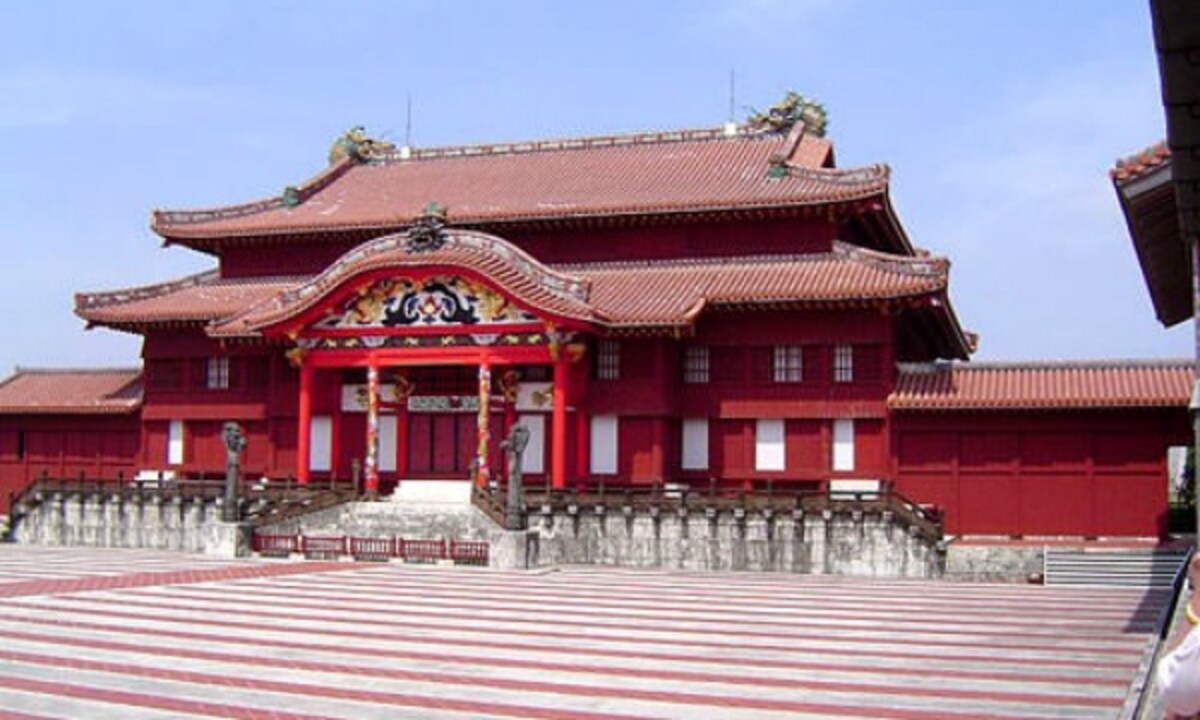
[889, 359, 1193, 410]
[0, 368, 142, 414]
[1111, 140, 1171, 184]
[149, 125, 895, 241]
[76, 271, 305, 329]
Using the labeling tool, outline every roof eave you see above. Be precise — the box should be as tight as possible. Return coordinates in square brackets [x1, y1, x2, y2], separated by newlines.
[152, 191, 889, 247]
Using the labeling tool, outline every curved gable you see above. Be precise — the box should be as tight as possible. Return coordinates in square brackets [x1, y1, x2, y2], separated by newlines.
[211, 229, 596, 338]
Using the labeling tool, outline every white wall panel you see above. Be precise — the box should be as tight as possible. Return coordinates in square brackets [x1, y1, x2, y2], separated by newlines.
[590, 415, 618, 475]
[681, 418, 709, 471]
[310, 416, 332, 472]
[755, 419, 785, 472]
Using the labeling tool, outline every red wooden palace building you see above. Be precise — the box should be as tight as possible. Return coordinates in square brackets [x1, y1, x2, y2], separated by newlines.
[0, 104, 1190, 538]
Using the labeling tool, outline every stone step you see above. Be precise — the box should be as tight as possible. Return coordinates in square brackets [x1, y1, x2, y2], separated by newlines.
[1044, 549, 1190, 588]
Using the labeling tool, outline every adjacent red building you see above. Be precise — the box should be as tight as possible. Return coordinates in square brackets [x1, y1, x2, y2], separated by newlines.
[0, 112, 1189, 537]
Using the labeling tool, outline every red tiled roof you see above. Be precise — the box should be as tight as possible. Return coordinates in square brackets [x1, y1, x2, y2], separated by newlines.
[198, 230, 951, 337]
[0, 368, 142, 415]
[79, 230, 956, 346]
[150, 125, 889, 241]
[889, 360, 1193, 410]
[577, 242, 949, 326]
[76, 271, 302, 329]
[1111, 141, 1171, 184]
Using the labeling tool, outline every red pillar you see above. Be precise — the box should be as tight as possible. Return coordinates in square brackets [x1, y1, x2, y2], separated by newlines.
[297, 363, 314, 485]
[475, 360, 492, 488]
[364, 360, 381, 495]
[330, 374, 343, 482]
[575, 409, 589, 483]
[551, 354, 569, 490]
[395, 370, 410, 481]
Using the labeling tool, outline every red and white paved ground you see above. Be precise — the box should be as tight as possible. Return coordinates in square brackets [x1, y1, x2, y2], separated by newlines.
[0, 546, 1167, 719]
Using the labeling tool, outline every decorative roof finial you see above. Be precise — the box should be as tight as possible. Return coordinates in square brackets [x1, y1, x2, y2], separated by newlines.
[328, 125, 396, 165]
[748, 91, 828, 137]
[405, 202, 449, 254]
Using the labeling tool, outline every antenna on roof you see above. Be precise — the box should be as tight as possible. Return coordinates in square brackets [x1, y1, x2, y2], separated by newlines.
[723, 70, 738, 137]
[401, 94, 414, 160]
[405, 94, 413, 146]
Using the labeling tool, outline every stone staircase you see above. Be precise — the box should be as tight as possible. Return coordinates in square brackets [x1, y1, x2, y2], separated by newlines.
[1044, 547, 1190, 588]
[255, 497, 501, 542]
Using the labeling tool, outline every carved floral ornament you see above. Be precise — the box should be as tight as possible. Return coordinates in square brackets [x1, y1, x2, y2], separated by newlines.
[314, 275, 539, 330]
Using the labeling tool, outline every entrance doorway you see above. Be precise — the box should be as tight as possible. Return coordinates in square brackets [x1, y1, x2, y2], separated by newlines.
[407, 413, 474, 475]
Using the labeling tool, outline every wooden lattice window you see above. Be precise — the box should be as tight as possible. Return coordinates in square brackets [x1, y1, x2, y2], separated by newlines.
[683, 345, 710, 384]
[206, 357, 230, 390]
[596, 340, 620, 380]
[833, 345, 854, 383]
[772, 346, 804, 383]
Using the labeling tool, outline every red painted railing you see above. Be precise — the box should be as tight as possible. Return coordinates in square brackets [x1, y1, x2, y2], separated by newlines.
[401, 538, 447, 563]
[253, 534, 299, 556]
[449, 539, 489, 566]
[350, 536, 393, 561]
[252, 533, 488, 566]
[300, 535, 347, 558]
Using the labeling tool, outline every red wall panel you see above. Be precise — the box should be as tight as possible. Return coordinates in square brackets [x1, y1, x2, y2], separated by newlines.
[892, 408, 1188, 538]
[960, 432, 1017, 470]
[785, 420, 823, 475]
[619, 417, 665, 483]
[1018, 474, 1092, 536]
[958, 473, 1019, 535]
[1094, 474, 1167, 537]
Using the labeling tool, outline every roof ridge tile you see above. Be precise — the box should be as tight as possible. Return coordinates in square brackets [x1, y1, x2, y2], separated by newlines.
[10, 366, 142, 375]
[898, 358, 1193, 372]
[378, 125, 771, 163]
[75, 270, 220, 311]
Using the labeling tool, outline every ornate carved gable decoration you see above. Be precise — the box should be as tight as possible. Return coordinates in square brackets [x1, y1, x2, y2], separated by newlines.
[313, 275, 539, 330]
[327, 125, 396, 165]
[748, 91, 828, 137]
[405, 202, 449, 254]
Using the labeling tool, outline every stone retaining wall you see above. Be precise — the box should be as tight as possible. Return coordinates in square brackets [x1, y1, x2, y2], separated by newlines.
[527, 506, 944, 577]
[9, 491, 242, 556]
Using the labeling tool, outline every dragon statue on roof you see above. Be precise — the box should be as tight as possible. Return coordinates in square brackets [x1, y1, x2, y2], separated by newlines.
[328, 126, 397, 165]
[748, 91, 828, 137]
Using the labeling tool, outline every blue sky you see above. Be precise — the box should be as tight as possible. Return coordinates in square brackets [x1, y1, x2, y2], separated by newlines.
[0, 1, 1185, 373]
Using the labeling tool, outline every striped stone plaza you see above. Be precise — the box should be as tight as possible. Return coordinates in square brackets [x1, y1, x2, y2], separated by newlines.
[0, 546, 1168, 719]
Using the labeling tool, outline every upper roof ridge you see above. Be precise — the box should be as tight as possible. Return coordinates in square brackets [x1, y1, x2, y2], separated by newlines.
[375, 125, 769, 163]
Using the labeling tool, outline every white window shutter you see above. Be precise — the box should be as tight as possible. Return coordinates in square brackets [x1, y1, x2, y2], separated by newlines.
[378, 415, 397, 472]
[310, 416, 332, 472]
[755, 419, 785, 472]
[167, 420, 185, 466]
[517, 414, 546, 474]
[681, 418, 709, 471]
[833, 419, 855, 471]
[589, 415, 618, 475]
